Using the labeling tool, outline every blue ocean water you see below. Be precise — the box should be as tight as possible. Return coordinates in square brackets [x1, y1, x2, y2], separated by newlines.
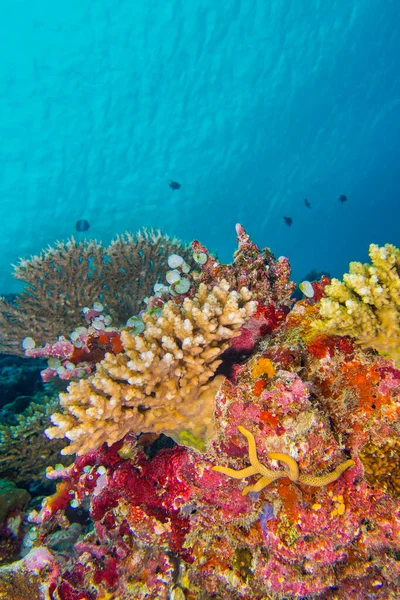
[0, 0, 399, 293]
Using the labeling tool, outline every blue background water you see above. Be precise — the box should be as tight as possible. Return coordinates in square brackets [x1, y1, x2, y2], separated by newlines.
[0, 0, 399, 293]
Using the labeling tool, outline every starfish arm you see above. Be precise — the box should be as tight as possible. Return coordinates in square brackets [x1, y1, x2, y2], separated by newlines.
[242, 471, 286, 495]
[237, 425, 267, 472]
[212, 465, 258, 479]
[237, 426, 285, 478]
[237, 426, 258, 463]
[299, 459, 355, 487]
[267, 451, 300, 481]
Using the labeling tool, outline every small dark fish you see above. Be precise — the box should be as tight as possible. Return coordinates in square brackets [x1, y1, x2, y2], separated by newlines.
[339, 194, 347, 203]
[284, 216, 293, 227]
[304, 198, 311, 208]
[76, 219, 90, 232]
[169, 180, 181, 191]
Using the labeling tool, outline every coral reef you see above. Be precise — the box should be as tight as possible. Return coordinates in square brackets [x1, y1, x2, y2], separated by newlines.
[0, 227, 399, 599]
[46, 280, 256, 455]
[10, 336, 400, 599]
[24, 302, 123, 382]
[0, 231, 193, 356]
[317, 242, 400, 364]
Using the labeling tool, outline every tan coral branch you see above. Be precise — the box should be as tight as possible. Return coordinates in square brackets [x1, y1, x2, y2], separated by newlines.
[46, 281, 256, 455]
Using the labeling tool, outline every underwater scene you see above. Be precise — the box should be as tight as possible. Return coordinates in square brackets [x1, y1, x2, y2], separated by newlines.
[0, 2, 399, 599]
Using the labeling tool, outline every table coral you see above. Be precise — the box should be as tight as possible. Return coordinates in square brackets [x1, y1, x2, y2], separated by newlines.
[45, 280, 256, 455]
[0, 230, 194, 356]
[316, 242, 400, 364]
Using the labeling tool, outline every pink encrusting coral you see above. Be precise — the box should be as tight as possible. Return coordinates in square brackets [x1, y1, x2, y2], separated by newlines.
[1, 227, 400, 599]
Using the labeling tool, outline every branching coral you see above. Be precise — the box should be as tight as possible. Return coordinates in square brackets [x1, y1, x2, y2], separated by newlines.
[0, 239, 104, 355]
[0, 230, 193, 356]
[45, 280, 256, 455]
[0, 396, 70, 488]
[316, 243, 400, 364]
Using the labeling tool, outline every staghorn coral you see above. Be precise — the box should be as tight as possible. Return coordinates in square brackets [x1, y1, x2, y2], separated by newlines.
[0, 230, 194, 356]
[316, 242, 400, 364]
[45, 280, 256, 455]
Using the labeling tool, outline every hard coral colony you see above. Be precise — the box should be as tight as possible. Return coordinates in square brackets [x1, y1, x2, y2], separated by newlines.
[0, 225, 399, 600]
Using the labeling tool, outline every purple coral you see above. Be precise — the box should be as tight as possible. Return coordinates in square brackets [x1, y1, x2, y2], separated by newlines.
[259, 502, 275, 537]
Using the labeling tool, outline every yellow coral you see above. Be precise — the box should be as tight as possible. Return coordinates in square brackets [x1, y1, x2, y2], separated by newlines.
[251, 358, 275, 380]
[45, 281, 256, 455]
[315, 243, 400, 364]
